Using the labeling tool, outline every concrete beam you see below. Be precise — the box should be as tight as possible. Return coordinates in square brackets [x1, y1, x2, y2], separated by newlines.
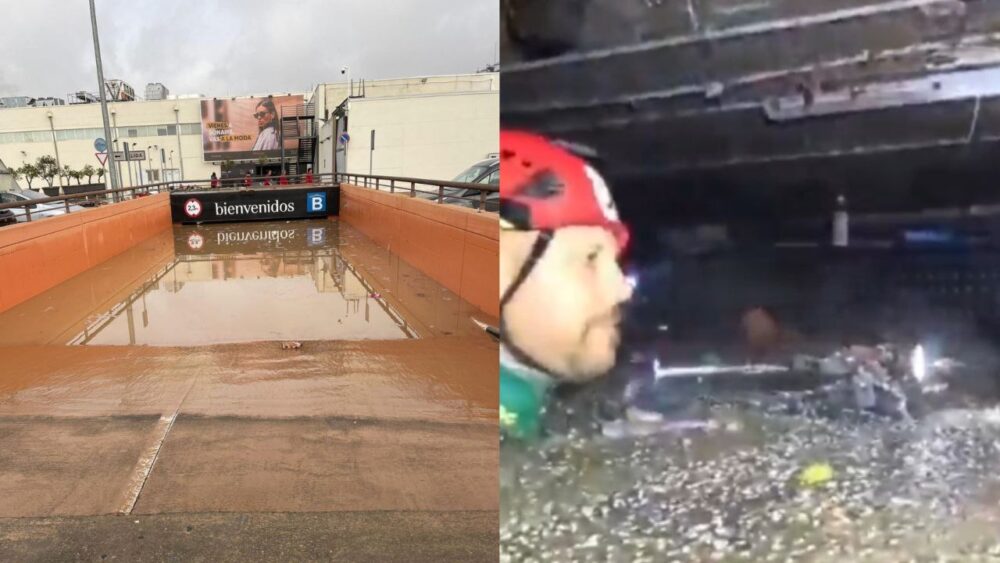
[502, 0, 997, 112]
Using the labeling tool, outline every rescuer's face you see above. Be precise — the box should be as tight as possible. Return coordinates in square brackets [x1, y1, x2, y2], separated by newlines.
[255, 106, 274, 128]
[501, 226, 632, 382]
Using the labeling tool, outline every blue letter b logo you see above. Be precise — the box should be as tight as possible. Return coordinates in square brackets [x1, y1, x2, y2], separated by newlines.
[307, 192, 326, 212]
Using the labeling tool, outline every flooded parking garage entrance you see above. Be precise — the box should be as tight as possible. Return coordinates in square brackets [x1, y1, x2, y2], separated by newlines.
[0, 212, 498, 560]
[0, 220, 491, 346]
[71, 222, 417, 346]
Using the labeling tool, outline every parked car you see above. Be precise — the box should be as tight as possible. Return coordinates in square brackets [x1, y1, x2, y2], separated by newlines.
[0, 208, 16, 227]
[443, 161, 499, 212]
[450, 189, 499, 212]
[417, 157, 498, 205]
[0, 190, 86, 222]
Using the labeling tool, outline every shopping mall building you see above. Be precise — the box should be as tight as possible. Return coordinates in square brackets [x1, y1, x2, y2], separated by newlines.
[0, 73, 498, 192]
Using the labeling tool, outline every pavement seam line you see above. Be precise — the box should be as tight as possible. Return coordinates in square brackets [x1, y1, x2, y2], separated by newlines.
[118, 377, 196, 514]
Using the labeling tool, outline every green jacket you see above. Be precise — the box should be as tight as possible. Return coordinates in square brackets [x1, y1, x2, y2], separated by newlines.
[499, 361, 553, 441]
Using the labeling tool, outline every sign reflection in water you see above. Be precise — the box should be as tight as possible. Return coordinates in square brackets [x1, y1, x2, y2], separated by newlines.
[69, 223, 416, 346]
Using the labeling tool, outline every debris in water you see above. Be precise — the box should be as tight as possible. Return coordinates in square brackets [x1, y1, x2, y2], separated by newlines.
[911, 344, 927, 382]
[602, 415, 714, 439]
[653, 358, 789, 380]
[471, 318, 500, 340]
[798, 462, 835, 487]
[281, 341, 302, 350]
[625, 406, 665, 423]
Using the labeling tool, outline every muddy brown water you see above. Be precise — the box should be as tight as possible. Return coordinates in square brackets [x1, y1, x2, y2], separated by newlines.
[0, 219, 498, 530]
[0, 220, 496, 346]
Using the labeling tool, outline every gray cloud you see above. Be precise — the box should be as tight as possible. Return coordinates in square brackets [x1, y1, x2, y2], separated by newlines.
[0, 0, 498, 98]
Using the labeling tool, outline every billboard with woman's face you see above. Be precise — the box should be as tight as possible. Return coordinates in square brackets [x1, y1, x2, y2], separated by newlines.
[200, 94, 304, 161]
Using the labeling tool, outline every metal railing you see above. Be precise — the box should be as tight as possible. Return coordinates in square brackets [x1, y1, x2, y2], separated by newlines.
[335, 172, 498, 213]
[0, 183, 170, 222]
[0, 170, 498, 223]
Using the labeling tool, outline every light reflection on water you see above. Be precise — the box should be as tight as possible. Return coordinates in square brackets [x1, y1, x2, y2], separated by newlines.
[72, 221, 413, 346]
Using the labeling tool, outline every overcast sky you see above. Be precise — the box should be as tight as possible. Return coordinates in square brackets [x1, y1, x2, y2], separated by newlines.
[0, 0, 498, 99]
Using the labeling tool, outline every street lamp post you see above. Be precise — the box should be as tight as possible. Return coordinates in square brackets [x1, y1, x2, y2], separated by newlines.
[111, 110, 131, 190]
[88, 0, 120, 193]
[134, 143, 144, 184]
[173, 106, 185, 180]
[46, 112, 63, 193]
[153, 144, 162, 182]
[111, 137, 120, 193]
[124, 140, 134, 188]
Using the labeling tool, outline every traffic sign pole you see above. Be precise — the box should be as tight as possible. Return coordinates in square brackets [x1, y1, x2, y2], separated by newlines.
[89, 0, 119, 195]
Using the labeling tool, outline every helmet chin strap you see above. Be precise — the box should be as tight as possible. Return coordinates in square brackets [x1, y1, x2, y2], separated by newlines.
[500, 230, 557, 376]
[500, 230, 552, 309]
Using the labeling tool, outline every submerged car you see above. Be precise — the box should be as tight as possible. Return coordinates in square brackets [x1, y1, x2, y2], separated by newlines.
[0, 189, 86, 222]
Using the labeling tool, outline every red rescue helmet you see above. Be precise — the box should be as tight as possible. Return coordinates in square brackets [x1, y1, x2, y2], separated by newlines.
[500, 130, 629, 253]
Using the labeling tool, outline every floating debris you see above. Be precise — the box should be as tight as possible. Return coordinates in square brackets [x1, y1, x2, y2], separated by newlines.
[471, 317, 500, 340]
[502, 335, 996, 561]
[798, 462, 835, 487]
[280, 341, 302, 350]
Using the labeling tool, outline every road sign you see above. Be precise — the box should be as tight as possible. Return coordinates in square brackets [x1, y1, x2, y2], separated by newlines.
[187, 232, 204, 250]
[339, 132, 350, 144]
[112, 150, 146, 161]
[183, 198, 203, 218]
[94, 137, 107, 153]
[95, 152, 108, 165]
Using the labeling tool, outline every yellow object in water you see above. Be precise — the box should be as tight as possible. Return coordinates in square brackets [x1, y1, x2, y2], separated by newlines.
[798, 462, 835, 487]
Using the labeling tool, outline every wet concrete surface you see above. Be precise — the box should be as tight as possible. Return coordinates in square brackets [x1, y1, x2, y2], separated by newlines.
[133, 416, 496, 514]
[0, 416, 160, 518]
[0, 219, 497, 559]
[0, 511, 497, 562]
[0, 339, 496, 421]
[501, 247, 1000, 561]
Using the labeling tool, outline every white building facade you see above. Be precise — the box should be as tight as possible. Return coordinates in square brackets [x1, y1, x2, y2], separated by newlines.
[0, 73, 499, 192]
[312, 73, 499, 181]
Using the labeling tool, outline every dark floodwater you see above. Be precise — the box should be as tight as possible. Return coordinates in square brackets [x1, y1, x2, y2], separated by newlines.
[630, 246, 1000, 348]
[502, 246, 1000, 562]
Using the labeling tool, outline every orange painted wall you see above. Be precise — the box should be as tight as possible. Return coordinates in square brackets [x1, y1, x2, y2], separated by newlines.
[338, 184, 499, 318]
[0, 194, 172, 314]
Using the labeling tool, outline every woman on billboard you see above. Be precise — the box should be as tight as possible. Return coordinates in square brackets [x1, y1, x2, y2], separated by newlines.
[251, 99, 279, 152]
